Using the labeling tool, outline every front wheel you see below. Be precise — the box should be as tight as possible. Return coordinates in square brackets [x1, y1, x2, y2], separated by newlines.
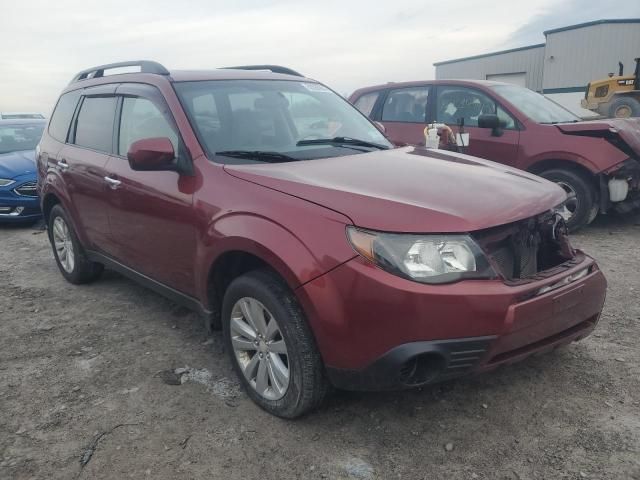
[222, 269, 329, 418]
[540, 168, 595, 232]
[47, 204, 103, 284]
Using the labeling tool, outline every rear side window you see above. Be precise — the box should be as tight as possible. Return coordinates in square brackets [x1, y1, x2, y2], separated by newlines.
[118, 97, 179, 156]
[48, 90, 81, 142]
[353, 92, 379, 117]
[381, 87, 429, 122]
[73, 96, 117, 152]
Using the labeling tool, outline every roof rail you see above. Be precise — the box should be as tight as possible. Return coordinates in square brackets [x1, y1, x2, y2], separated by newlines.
[70, 60, 170, 84]
[220, 65, 304, 77]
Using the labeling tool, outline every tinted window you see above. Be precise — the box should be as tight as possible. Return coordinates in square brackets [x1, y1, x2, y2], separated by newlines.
[436, 86, 516, 129]
[118, 97, 178, 156]
[74, 96, 117, 152]
[49, 90, 81, 142]
[353, 92, 379, 117]
[381, 87, 429, 122]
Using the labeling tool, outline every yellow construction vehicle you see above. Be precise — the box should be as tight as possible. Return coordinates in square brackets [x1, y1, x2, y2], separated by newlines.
[581, 58, 640, 118]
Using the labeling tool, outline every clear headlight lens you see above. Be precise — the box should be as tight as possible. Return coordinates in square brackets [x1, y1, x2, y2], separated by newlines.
[347, 226, 495, 284]
[0, 178, 16, 187]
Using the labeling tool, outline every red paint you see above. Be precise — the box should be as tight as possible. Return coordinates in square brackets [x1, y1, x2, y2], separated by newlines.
[38, 69, 607, 377]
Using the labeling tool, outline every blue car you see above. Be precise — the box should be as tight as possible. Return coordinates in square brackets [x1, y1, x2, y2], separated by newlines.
[0, 119, 46, 223]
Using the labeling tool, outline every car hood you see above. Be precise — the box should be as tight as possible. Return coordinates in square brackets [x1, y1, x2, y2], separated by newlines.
[223, 147, 566, 233]
[556, 118, 640, 157]
[0, 150, 36, 179]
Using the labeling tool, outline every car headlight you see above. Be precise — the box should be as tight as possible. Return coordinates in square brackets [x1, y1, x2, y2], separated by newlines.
[0, 178, 16, 187]
[346, 226, 496, 284]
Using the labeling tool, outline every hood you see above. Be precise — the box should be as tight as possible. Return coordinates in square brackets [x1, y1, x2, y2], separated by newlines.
[556, 118, 640, 158]
[0, 150, 36, 179]
[224, 147, 566, 233]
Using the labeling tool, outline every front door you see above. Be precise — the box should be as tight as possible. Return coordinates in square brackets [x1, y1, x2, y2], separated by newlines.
[104, 85, 197, 294]
[433, 85, 520, 167]
[378, 86, 431, 146]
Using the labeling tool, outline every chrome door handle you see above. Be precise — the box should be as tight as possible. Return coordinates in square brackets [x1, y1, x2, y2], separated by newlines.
[104, 176, 122, 189]
[57, 159, 69, 171]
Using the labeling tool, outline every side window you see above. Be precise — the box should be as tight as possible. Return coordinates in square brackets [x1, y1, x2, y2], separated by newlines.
[381, 87, 429, 123]
[118, 97, 179, 156]
[73, 96, 117, 152]
[353, 92, 379, 117]
[436, 86, 516, 129]
[49, 90, 81, 142]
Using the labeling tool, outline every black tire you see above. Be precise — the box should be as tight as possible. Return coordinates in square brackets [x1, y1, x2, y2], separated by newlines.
[47, 204, 103, 284]
[608, 97, 640, 118]
[222, 269, 329, 418]
[540, 168, 595, 232]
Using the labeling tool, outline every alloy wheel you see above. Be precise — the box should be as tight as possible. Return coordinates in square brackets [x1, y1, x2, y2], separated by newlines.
[555, 181, 579, 222]
[230, 297, 290, 400]
[52, 217, 75, 273]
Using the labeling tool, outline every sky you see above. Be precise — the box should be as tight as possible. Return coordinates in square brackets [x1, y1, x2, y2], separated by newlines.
[1, 0, 638, 113]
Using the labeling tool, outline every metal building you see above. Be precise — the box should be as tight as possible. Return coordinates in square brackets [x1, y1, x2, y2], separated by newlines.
[434, 19, 640, 116]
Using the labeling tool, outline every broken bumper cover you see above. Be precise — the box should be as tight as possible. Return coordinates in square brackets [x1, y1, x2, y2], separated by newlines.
[300, 253, 606, 391]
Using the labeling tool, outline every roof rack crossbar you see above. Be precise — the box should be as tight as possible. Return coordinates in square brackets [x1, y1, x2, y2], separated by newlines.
[70, 60, 170, 84]
[220, 65, 304, 77]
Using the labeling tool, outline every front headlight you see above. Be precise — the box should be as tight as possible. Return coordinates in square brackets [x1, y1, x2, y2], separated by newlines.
[346, 226, 496, 284]
[0, 178, 16, 187]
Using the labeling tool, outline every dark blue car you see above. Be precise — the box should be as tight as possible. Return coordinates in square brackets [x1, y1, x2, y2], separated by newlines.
[0, 119, 45, 223]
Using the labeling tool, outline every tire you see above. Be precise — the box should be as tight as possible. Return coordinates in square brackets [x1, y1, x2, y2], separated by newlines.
[222, 269, 329, 418]
[47, 204, 103, 284]
[608, 97, 640, 118]
[540, 168, 595, 232]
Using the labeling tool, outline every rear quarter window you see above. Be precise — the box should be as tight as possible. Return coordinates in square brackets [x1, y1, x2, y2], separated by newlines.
[48, 90, 81, 142]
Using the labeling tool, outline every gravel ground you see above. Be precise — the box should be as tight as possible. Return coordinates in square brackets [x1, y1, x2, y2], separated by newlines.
[1, 213, 639, 480]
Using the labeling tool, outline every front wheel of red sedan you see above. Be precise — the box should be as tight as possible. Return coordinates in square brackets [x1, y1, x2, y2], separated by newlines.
[222, 269, 329, 418]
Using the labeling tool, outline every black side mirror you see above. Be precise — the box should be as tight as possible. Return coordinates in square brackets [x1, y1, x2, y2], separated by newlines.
[478, 114, 505, 137]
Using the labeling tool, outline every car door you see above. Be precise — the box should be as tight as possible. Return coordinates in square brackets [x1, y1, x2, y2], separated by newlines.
[56, 86, 118, 253]
[104, 83, 197, 294]
[378, 86, 431, 146]
[433, 85, 520, 166]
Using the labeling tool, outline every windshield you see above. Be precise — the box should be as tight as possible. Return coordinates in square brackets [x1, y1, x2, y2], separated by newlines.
[0, 123, 45, 154]
[490, 84, 580, 124]
[174, 80, 392, 163]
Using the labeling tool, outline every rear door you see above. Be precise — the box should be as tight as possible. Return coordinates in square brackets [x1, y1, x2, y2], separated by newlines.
[56, 86, 117, 252]
[433, 85, 520, 166]
[104, 83, 197, 294]
[377, 86, 431, 146]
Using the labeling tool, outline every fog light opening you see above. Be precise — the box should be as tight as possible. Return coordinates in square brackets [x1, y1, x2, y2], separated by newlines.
[398, 353, 446, 386]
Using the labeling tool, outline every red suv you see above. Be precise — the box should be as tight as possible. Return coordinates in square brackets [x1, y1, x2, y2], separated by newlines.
[37, 61, 607, 417]
[350, 80, 640, 231]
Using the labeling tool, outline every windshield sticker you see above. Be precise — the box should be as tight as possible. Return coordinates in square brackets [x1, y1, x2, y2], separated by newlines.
[302, 83, 331, 93]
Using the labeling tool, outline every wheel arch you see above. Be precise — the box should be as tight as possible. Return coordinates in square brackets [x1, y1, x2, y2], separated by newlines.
[527, 159, 598, 188]
[41, 192, 61, 223]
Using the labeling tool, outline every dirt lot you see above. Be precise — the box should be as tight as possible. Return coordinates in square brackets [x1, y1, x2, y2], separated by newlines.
[1, 214, 639, 480]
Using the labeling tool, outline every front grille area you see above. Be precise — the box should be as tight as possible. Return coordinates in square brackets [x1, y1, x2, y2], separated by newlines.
[473, 212, 575, 281]
[14, 181, 37, 197]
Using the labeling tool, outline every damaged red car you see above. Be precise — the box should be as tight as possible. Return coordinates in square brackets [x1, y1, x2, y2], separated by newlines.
[38, 62, 607, 418]
[350, 80, 640, 231]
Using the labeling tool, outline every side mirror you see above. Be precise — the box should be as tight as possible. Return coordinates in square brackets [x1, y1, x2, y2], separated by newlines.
[127, 137, 175, 171]
[477, 114, 505, 137]
[374, 121, 387, 134]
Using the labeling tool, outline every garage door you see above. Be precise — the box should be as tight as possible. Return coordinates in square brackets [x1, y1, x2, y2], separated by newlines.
[486, 73, 527, 87]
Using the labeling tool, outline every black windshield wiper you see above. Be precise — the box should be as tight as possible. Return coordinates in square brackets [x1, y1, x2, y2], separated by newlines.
[296, 136, 389, 150]
[216, 150, 298, 163]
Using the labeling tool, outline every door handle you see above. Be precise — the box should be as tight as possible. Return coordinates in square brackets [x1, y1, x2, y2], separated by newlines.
[104, 176, 122, 189]
[57, 159, 69, 171]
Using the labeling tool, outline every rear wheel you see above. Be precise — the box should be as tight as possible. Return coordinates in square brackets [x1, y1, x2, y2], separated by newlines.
[222, 269, 329, 418]
[47, 205, 103, 284]
[608, 97, 640, 118]
[540, 168, 595, 232]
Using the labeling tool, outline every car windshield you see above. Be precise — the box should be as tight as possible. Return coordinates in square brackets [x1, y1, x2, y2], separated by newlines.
[490, 84, 580, 124]
[174, 80, 392, 163]
[0, 123, 45, 154]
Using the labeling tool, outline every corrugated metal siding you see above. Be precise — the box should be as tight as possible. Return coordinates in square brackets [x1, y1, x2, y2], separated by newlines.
[435, 46, 545, 91]
[542, 23, 640, 90]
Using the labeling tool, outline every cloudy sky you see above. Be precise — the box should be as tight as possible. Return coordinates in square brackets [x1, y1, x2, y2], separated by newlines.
[1, 0, 638, 113]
